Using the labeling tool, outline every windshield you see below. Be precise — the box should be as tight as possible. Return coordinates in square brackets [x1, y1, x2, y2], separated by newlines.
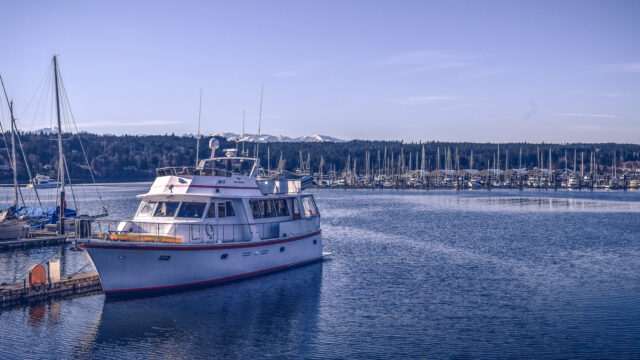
[137, 201, 156, 217]
[177, 202, 206, 218]
[154, 201, 180, 217]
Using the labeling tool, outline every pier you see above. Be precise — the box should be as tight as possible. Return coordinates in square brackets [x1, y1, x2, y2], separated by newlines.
[0, 234, 68, 250]
[0, 270, 101, 309]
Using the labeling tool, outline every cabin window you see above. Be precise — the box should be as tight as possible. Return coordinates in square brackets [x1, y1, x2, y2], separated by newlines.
[250, 199, 288, 219]
[137, 201, 156, 217]
[301, 196, 319, 217]
[206, 202, 216, 218]
[218, 202, 226, 218]
[153, 201, 180, 217]
[264, 200, 276, 218]
[274, 199, 289, 217]
[250, 200, 262, 219]
[177, 202, 206, 218]
[225, 201, 235, 216]
[292, 199, 301, 219]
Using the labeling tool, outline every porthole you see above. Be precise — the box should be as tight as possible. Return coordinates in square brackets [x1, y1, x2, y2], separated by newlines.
[280, 246, 285, 253]
[158, 255, 171, 261]
[242, 251, 251, 257]
[220, 253, 228, 260]
[313, 239, 317, 245]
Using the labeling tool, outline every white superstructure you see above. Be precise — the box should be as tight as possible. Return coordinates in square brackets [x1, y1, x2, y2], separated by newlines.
[26, 174, 59, 189]
[78, 142, 322, 295]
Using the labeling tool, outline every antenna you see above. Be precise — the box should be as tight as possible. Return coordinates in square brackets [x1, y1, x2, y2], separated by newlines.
[195, 88, 202, 167]
[241, 109, 245, 156]
[255, 84, 263, 160]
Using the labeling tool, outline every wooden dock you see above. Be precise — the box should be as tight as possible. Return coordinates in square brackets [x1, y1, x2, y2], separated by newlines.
[0, 235, 69, 251]
[0, 271, 102, 309]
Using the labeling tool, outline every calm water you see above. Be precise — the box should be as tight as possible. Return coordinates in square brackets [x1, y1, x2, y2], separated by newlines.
[1, 186, 640, 359]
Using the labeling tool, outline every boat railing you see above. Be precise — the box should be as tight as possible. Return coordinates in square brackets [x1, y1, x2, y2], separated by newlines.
[156, 166, 240, 178]
[76, 216, 320, 244]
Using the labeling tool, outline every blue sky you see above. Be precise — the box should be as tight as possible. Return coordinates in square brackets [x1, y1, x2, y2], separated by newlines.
[1, 0, 639, 142]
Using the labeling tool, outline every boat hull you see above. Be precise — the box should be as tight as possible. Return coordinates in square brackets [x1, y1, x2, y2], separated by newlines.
[26, 183, 58, 189]
[79, 231, 322, 295]
[0, 221, 27, 239]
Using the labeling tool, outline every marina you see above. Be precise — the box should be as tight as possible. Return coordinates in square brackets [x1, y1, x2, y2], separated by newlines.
[2, 1, 640, 358]
[1, 187, 639, 358]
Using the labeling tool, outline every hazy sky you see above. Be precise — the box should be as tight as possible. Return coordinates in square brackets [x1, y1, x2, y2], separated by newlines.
[1, 0, 639, 142]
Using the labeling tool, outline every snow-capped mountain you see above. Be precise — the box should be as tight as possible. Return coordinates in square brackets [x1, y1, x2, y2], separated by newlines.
[213, 132, 346, 143]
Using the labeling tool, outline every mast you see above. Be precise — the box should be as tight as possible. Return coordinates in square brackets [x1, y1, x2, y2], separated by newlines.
[195, 89, 202, 167]
[0, 75, 19, 207]
[10, 101, 18, 207]
[519, 147, 522, 169]
[53, 55, 65, 234]
[255, 84, 263, 161]
[241, 109, 245, 156]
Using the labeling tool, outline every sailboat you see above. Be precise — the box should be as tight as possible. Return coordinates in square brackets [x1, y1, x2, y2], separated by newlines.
[1, 55, 107, 235]
[0, 75, 29, 239]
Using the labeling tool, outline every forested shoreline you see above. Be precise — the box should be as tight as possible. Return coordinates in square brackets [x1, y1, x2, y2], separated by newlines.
[0, 132, 639, 183]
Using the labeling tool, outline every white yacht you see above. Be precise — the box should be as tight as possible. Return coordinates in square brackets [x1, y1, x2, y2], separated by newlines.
[26, 174, 59, 189]
[77, 140, 323, 295]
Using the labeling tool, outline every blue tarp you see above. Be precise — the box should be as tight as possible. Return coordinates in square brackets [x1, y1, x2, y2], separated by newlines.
[0, 205, 77, 228]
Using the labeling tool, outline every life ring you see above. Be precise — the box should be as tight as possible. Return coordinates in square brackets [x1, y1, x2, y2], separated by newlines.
[205, 224, 215, 238]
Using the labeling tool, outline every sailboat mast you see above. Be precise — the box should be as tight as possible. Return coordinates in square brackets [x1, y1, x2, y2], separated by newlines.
[53, 55, 65, 234]
[10, 102, 18, 207]
[195, 89, 202, 167]
[0, 75, 19, 206]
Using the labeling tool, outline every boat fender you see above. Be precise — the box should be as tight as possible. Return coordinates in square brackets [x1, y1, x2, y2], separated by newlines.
[206, 224, 215, 238]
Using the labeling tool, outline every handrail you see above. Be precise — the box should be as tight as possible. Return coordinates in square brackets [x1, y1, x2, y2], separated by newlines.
[156, 166, 249, 178]
[78, 216, 320, 245]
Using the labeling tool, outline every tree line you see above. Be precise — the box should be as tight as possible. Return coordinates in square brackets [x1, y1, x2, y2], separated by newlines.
[0, 131, 639, 183]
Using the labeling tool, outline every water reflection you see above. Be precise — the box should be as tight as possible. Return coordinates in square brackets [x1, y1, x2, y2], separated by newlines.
[92, 264, 323, 359]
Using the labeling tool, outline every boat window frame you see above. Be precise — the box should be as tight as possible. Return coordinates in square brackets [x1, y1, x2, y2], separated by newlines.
[153, 201, 181, 218]
[249, 198, 291, 220]
[205, 202, 217, 218]
[218, 202, 226, 218]
[250, 200, 262, 219]
[136, 200, 157, 218]
[274, 198, 290, 217]
[301, 195, 319, 217]
[176, 201, 207, 219]
[292, 198, 301, 220]
[225, 201, 235, 217]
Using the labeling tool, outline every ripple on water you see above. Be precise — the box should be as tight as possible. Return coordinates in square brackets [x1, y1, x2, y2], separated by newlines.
[0, 188, 639, 358]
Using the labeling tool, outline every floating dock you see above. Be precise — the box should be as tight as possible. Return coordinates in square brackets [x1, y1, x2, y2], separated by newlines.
[0, 271, 101, 309]
[0, 235, 68, 251]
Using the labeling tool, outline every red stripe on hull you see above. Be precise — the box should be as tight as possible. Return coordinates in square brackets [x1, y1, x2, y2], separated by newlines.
[79, 231, 321, 251]
[170, 184, 260, 190]
[103, 256, 323, 294]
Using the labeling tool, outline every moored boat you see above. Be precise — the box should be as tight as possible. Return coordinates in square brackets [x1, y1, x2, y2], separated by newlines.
[26, 174, 59, 189]
[77, 140, 323, 295]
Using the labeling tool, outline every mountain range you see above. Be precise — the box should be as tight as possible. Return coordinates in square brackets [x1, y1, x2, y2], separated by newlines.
[212, 132, 346, 143]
